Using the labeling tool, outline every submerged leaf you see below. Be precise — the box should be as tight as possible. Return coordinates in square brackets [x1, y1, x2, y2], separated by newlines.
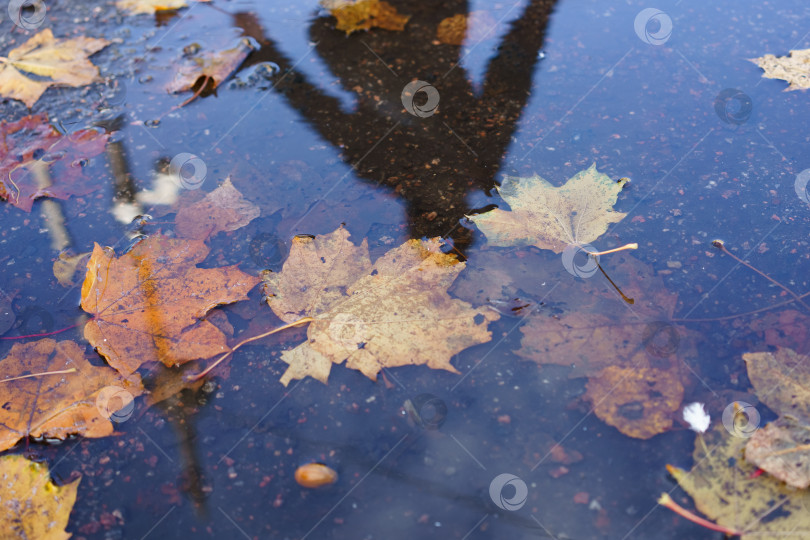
[743, 348, 810, 488]
[174, 178, 260, 240]
[0, 339, 143, 452]
[0, 454, 80, 540]
[80, 234, 260, 376]
[467, 164, 628, 253]
[0, 29, 110, 107]
[668, 424, 810, 539]
[751, 49, 810, 91]
[0, 114, 109, 212]
[262, 227, 498, 385]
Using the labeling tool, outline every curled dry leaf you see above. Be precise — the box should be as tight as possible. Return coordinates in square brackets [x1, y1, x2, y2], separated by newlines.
[0, 114, 109, 212]
[667, 424, 810, 539]
[0, 454, 80, 540]
[743, 347, 810, 488]
[467, 164, 629, 254]
[0, 339, 143, 452]
[750, 49, 810, 91]
[175, 178, 260, 240]
[0, 29, 110, 108]
[262, 226, 499, 385]
[166, 38, 256, 94]
[80, 234, 260, 376]
[321, 0, 410, 35]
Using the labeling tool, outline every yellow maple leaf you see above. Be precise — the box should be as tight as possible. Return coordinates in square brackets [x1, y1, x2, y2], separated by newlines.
[262, 226, 498, 385]
[467, 164, 629, 254]
[0, 29, 110, 108]
[0, 454, 80, 540]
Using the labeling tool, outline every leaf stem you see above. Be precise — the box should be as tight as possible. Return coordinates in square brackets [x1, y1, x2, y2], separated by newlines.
[0, 367, 77, 383]
[657, 493, 742, 535]
[187, 316, 313, 381]
[586, 243, 638, 257]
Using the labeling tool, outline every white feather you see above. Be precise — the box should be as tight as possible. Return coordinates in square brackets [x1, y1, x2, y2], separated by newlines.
[682, 402, 710, 433]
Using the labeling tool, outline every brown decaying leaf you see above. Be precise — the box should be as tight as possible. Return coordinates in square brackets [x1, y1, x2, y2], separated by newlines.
[166, 38, 255, 94]
[321, 0, 410, 35]
[0, 339, 143, 452]
[467, 164, 628, 254]
[53, 251, 92, 287]
[116, 0, 188, 15]
[174, 178, 260, 240]
[0, 29, 110, 108]
[0, 114, 109, 212]
[743, 347, 810, 488]
[750, 49, 810, 91]
[668, 424, 810, 539]
[0, 454, 80, 540]
[80, 234, 260, 376]
[585, 366, 683, 440]
[262, 226, 499, 385]
[516, 255, 695, 439]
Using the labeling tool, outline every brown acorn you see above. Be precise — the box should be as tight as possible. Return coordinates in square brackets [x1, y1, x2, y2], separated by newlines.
[294, 463, 338, 488]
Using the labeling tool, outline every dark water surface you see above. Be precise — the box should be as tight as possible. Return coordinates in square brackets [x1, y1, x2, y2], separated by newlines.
[2, 0, 810, 538]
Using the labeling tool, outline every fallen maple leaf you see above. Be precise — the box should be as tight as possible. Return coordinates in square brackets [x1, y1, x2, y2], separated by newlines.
[80, 234, 260, 376]
[751, 49, 810, 91]
[321, 0, 410, 35]
[0, 339, 143, 452]
[0, 29, 110, 108]
[742, 347, 810, 488]
[116, 0, 188, 15]
[0, 114, 109, 212]
[166, 38, 256, 95]
[175, 178, 260, 240]
[261, 226, 499, 385]
[0, 454, 80, 540]
[516, 255, 695, 439]
[667, 424, 810, 538]
[467, 164, 629, 254]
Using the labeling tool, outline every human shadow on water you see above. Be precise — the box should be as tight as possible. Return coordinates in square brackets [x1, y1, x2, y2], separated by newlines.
[234, 0, 555, 252]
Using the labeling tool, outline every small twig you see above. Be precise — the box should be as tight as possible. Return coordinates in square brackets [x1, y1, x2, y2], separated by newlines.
[0, 367, 77, 383]
[595, 259, 634, 304]
[657, 493, 742, 536]
[187, 316, 313, 381]
[712, 239, 810, 312]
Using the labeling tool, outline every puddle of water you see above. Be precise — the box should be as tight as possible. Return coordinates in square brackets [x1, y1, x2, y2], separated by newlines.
[1, 0, 810, 538]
